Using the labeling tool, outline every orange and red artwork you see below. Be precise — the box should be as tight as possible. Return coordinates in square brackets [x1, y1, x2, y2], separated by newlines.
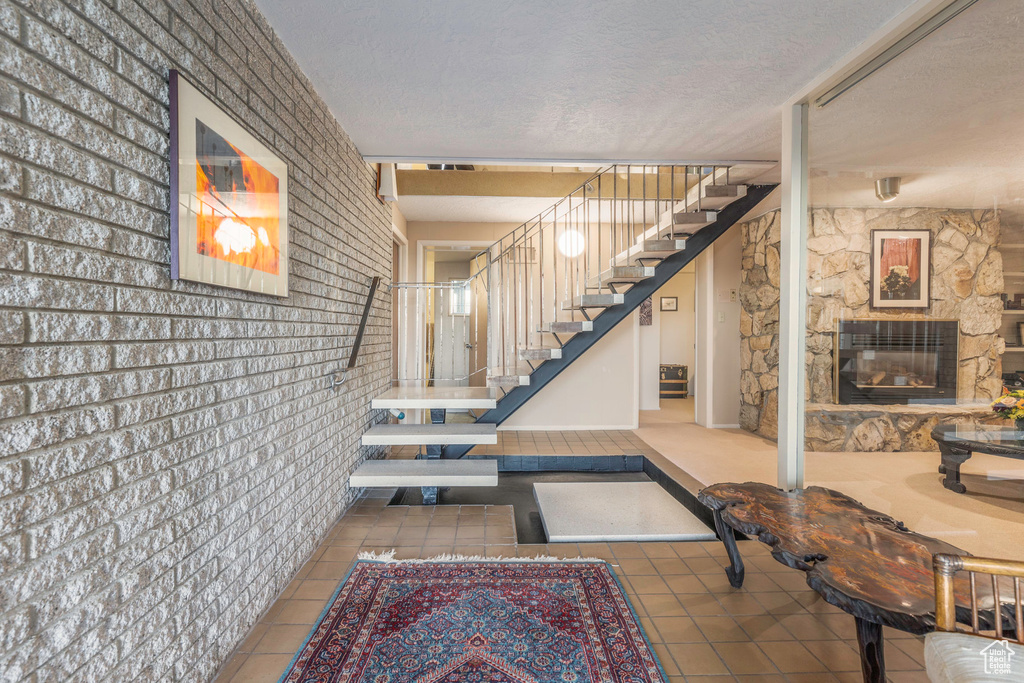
[870, 229, 930, 309]
[170, 70, 288, 296]
[194, 120, 280, 275]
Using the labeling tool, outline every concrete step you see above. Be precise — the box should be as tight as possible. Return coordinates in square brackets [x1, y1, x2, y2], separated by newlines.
[350, 459, 498, 488]
[546, 320, 594, 334]
[361, 423, 498, 446]
[631, 238, 688, 262]
[672, 210, 717, 227]
[371, 386, 497, 410]
[600, 265, 656, 285]
[518, 347, 562, 361]
[700, 184, 747, 210]
[561, 293, 624, 310]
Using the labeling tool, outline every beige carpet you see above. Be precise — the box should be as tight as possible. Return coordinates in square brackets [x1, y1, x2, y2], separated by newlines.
[637, 402, 1024, 561]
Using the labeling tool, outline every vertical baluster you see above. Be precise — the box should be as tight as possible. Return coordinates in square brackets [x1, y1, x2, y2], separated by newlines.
[971, 572, 980, 633]
[499, 249, 505, 376]
[513, 227, 519, 365]
[1014, 577, 1023, 644]
[993, 574, 1003, 639]
[597, 173, 603, 287]
[612, 167, 618, 271]
[568, 191, 574, 313]
[539, 218, 546, 336]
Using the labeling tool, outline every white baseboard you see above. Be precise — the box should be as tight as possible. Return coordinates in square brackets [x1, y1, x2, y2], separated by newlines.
[712, 423, 741, 429]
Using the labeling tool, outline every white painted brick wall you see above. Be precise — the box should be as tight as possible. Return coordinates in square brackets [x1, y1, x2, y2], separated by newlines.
[0, 0, 392, 679]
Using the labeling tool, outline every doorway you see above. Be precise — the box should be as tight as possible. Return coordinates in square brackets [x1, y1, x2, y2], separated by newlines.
[638, 263, 697, 426]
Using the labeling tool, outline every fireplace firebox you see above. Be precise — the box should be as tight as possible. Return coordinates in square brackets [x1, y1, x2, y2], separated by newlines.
[833, 320, 958, 405]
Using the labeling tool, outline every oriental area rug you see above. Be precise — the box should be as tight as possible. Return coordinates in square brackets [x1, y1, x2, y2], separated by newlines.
[279, 558, 668, 683]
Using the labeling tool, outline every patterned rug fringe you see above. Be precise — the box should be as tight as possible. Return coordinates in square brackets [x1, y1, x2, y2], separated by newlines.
[357, 550, 606, 563]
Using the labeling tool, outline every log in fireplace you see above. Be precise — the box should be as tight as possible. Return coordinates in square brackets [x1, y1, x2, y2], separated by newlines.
[833, 320, 959, 405]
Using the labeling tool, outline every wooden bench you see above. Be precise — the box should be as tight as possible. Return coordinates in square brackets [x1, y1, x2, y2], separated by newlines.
[699, 482, 987, 683]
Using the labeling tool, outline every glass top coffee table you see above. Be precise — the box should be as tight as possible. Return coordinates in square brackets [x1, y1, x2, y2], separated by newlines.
[930, 425, 1024, 493]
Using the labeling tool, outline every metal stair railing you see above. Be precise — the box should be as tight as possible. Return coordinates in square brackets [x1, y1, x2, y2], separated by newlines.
[393, 164, 745, 392]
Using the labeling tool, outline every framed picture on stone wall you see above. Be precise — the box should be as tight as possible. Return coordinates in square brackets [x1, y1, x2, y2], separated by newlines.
[169, 70, 289, 296]
[870, 229, 930, 309]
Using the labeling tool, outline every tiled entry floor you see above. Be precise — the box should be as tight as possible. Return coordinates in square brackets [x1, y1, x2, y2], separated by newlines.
[215, 492, 928, 683]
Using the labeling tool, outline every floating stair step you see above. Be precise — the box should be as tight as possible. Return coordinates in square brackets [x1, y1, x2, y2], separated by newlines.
[546, 321, 594, 334]
[630, 238, 688, 262]
[561, 293, 624, 310]
[350, 459, 498, 488]
[672, 210, 717, 226]
[700, 184, 747, 209]
[371, 386, 497, 410]
[518, 347, 562, 361]
[361, 423, 497, 446]
[487, 373, 530, 388]
[600, 265, 656, 285]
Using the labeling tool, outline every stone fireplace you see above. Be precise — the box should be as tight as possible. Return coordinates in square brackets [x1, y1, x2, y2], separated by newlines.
[834, 319, 959, 405]
[738, 207, 1005, 451]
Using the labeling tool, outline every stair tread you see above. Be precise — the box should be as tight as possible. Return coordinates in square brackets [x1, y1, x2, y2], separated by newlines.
[548, 321, 594, 333]
[600, 265, 656, 284]
[372, 386, 497, 410]
[519, 347, 562, 360]
[361, 423, 498, 446]
[562, 293, 624, 309]
[672, 210, 717, 224]
[350, 459, 498, 487]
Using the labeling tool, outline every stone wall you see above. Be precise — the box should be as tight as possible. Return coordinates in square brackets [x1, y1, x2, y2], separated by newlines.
[740, 208, 1004, 449]
[0, 1, 391, 680]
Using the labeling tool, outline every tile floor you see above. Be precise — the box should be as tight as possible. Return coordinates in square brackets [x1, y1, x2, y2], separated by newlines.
[215, 490, 928, 683]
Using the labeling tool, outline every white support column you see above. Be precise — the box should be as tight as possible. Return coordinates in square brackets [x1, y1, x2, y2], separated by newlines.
[694, 245, 714, 428]
[778, 103, 809, 490]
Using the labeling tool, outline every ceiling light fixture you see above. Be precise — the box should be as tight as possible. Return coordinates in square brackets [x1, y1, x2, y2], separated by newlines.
[875, 177, 901, 202]
[815, 0, 981, 108]
[557, 230, 585, 257]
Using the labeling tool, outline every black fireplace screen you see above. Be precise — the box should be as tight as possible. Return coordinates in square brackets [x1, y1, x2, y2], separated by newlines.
[834, 320, 959, 404]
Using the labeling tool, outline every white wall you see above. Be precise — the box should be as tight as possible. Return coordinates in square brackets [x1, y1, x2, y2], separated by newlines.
[638, 305, 660, 411]
[711, 226, 743, 427]
[502, 315, 639, 430]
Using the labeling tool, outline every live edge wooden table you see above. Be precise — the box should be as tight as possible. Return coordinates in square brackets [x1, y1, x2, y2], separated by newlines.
[698, 482, 988, 683]
[931, 424, 1024, 493]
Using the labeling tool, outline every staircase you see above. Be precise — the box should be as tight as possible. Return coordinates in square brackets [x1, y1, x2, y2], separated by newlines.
[354, 165, 776, 496]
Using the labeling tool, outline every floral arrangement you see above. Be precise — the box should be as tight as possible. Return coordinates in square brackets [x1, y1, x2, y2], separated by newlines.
[881, 264, 912, 297]
[991, 391, 1024, 421]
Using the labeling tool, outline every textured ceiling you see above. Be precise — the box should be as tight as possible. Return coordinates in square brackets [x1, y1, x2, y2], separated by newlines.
[809, 0, 1024, 219]
[255, 0, 916, 161]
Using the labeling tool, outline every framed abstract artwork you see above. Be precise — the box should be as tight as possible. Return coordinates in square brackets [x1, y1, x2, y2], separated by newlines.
[169, 70, 289, 296]
[870, 229, 930, 309]
[639, 297, 653, 325]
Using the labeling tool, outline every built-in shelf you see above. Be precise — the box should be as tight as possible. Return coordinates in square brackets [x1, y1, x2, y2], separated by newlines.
[1005, 347, 1024, 353]
[1005, 272, 1024, 278]
[1003, 310, 1024, 315]
[1001, 244, 1024, 249]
